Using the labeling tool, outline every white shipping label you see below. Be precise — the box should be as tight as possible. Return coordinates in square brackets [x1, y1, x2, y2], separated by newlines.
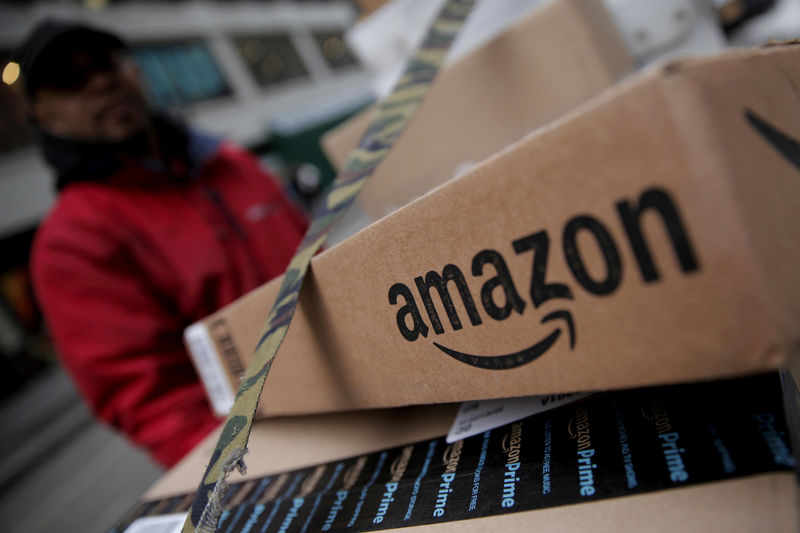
[184, 322, 235, 416]
[124, 513, 188, 533]
[446, 392, 594, 443]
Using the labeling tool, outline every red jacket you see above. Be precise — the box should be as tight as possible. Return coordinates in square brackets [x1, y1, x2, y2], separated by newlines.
[32, 132, 307, 467]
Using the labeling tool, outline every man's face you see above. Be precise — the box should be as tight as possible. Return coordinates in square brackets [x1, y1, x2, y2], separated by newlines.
[31, 51, 150, 143]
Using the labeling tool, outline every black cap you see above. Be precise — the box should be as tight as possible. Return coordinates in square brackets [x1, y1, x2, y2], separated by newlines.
[16, 19, 127, 96]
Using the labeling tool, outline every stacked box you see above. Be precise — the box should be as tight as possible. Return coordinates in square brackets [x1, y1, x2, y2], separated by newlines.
[120, 373, 800, 532]
[187, 43, 800, 418]
[125, 7, 800, 533]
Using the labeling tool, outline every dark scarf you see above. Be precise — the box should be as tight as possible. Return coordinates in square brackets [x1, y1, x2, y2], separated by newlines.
[38, 113, 219, 191]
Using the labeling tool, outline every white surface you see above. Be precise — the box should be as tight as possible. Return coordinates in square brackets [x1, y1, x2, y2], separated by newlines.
[605, 0, 727, 65]
[0, 2, 357, 46]
[346, 0, 547, 97]
[124, 513, 187, 533]
[447, 392, 593, 443]
[727, 0, 800, 46]
[348, 0, 731, 99]
[0, 149, 55, 238]
[184, 322, 235, 417]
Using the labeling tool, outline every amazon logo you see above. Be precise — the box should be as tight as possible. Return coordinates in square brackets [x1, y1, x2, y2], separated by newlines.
[387, 187, 700, 370]
[745, 109, 800, 172]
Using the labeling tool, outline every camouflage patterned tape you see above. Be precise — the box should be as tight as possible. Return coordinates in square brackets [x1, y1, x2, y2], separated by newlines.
[182, 1, 476, 531]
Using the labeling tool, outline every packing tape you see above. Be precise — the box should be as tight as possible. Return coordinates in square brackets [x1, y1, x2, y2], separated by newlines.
[119, 373, 795, 533]
[181, 2, 477, 531]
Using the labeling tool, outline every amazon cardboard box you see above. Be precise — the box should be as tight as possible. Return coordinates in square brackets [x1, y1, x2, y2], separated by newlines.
[321, 0, 632, 220]
[186, 43, 800, 419]
[118, 372, 800, 532]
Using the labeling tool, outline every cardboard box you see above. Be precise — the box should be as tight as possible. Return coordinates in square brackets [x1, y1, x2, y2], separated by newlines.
[322, 0, 632, 220]
[122, 373, 800, 532]
[144, 403, 460, 501]
[186, 43, 800, 419]
[354, 0, 389, 17]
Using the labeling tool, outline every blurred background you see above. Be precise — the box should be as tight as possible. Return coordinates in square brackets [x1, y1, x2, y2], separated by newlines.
[0, 0, 797, 532]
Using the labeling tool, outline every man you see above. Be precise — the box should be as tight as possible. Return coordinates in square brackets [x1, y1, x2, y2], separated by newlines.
[21, 21, 308, 467]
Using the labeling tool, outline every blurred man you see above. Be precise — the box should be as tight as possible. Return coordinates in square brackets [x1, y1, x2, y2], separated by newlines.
[21, 21, 308, 467]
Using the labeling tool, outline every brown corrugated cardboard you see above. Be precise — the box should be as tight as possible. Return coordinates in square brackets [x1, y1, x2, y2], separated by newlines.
[136, 374, 799, 532]
[322, 0, 632, 220]
[186, 43, 800, 419]
[145, 404, 459, 500]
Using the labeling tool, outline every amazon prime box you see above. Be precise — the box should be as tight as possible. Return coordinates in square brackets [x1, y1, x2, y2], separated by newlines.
[118, 372, 800, 532]
[186, 43, 800, 418]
